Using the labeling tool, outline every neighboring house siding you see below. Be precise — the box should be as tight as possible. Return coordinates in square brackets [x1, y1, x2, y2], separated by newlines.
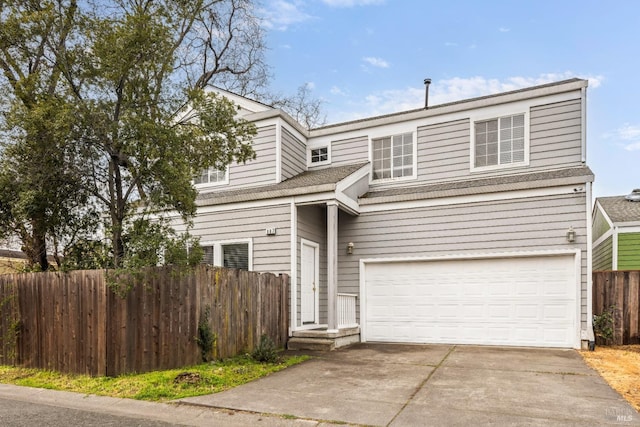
[325, 135, 369, 167]
[618, 232, 640, 270]
[185, 204, 291, 273]
[337, 192, 588, 328]
[529, 99, 583, 169]
[281, 127, 306, 181]
[297, 205, 327, 326]
[593, 236, 613, 271]
[592, 208, 612, 242]
[227, 125, 277, 189]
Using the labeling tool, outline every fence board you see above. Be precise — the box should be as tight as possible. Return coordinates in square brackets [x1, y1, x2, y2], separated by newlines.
[592, 271, 640, 345]
[0, 266, 288, 376]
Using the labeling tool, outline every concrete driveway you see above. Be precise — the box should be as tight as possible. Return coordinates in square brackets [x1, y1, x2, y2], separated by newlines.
[178, 344, 639, 426]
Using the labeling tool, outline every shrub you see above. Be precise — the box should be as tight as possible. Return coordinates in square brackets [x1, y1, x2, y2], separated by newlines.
[252, 334, 279, 363]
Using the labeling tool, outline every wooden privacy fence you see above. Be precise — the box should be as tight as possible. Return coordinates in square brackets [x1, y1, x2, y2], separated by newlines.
[592, 270, 640, 345]
[0, 265, 289, 376]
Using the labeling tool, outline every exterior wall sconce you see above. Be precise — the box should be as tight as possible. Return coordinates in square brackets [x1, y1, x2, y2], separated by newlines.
[566, 226, 576, 243]
[347, 242, 354, 255]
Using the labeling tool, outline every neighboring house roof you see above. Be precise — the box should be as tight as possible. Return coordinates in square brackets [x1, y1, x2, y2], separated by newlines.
[597, 196, 640, 223]
[360, 166, 594, 205]
[196, 162, 369, 206]
[0, 249, 27, 260]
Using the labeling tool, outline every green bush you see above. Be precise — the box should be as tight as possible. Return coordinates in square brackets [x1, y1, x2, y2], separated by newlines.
[593, 305, 615, 343]
[252, 334, 279, 363]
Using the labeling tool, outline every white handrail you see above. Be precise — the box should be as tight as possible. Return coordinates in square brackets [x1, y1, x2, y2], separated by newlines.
[337, 293, 358, 328]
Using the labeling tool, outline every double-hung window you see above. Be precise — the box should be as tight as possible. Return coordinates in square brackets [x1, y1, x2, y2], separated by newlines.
[372, 132, 414, 181]
[474, 113, 526, 168]
[199, 239, 252, 271]
[194, 167, 228, 186]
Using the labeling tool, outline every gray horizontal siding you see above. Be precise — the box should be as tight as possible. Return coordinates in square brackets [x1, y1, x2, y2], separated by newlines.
[529, 99, 583, 168]
[322, 135, 369, 168]
[296, 205, 327, 327]
[185, 203, 290, 274]
[593, 236, 613, 271]
[415, 119, 469, 183]
[323, 98, 584, 189]
[227, 125, 276, 189]
[337, 193, 589, 329]
[281, 127, 306, 180]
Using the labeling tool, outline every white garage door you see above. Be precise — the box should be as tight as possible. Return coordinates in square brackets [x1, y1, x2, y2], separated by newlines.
[364, 256, 577, 348]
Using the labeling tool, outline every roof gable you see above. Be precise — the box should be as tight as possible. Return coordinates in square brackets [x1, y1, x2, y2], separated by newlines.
[596, 196, 640, 224]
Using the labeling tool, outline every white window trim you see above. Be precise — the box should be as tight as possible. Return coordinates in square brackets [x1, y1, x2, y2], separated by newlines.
[199, 238, 253, 271]
[470, 109, 530, 173]
[194, 167, 230, 188]
[307, 144, 331, 166]
[369, 130, 418, 184]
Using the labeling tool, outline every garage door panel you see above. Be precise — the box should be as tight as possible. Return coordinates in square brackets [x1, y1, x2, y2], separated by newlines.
[364, 256, 577, 348]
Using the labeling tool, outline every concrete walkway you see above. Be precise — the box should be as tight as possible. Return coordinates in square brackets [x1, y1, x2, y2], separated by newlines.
[178, 344, 640, 426]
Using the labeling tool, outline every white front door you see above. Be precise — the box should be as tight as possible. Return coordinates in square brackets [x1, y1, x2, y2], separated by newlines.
[301, 240, 319, 324]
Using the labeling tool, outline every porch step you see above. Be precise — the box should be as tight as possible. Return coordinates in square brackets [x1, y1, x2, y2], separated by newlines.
[287, 337, 336, 351]
[288, 327, 361, 351]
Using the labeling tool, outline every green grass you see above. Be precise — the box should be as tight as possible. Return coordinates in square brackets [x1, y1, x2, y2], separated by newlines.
[0, 354, 309, 402]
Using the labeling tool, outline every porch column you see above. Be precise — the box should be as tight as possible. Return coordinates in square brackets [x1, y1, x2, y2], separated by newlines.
[327, 201, 338, 331]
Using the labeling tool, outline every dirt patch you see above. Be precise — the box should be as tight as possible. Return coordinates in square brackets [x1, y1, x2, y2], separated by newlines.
[580, 345, 640, 412]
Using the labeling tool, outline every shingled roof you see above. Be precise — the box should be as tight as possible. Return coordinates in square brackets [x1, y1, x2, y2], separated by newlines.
[196, 162, 369, 206]
[597, 195, 640, 223]
[360, 166, 594, 204]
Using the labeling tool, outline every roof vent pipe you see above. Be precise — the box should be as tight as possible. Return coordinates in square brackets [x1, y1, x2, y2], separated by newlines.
[625, 188, 640, 202]
[424, 78, 432, 109]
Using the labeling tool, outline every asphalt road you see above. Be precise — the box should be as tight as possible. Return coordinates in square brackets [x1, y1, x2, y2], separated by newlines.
[0, 397, 178, 427]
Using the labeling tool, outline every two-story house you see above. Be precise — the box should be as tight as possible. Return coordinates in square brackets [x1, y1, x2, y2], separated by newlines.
[177, 79, 594, 350]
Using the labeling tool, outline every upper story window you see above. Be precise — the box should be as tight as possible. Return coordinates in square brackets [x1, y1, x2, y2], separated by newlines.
[372, 132, 414, 181]
[311, 147, 328, 163]
[193, 167, 228, 186]
[473, 113, 527, 169]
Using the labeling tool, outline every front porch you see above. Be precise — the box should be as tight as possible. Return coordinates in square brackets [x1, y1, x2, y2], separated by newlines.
[288, 292, 360, 351]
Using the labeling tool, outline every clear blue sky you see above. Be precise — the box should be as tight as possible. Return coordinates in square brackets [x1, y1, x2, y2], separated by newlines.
[259, 0, 640, 199]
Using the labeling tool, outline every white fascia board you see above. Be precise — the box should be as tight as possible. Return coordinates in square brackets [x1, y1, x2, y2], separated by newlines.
[205, 86, 272, 113]
[618, 225, 640, 233]
[310, 85, 583, 140]
[592, 229, 614, 248]
[595, 201, 615, 228]
[359, 185, 579, 213]
[335, 163, 370, 193]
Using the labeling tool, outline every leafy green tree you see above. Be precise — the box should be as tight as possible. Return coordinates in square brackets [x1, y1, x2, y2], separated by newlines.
[72, 0, 259, 267]
[0, 1, 93, 270]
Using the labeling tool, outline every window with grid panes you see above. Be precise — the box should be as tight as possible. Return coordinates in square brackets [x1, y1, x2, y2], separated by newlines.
[474, 114, 525, 167]
[311, 147, 328, 163]
[372, 133, 413, 180]
[194, 167, 227, 184]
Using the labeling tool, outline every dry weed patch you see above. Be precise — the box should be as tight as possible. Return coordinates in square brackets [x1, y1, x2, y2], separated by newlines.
[581, 345, 640, 412]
